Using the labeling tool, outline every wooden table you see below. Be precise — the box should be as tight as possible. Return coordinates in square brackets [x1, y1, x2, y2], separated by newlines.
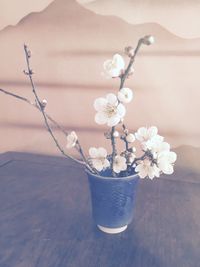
[0, 151, 200, 267]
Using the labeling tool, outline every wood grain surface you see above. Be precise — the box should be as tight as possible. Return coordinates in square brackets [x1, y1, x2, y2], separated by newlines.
[0, 151, 200, 267]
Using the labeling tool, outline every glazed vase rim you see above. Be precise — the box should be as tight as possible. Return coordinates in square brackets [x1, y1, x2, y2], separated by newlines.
[85, 169, 139, 180]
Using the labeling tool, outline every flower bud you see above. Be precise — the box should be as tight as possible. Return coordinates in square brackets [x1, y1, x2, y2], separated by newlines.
[126, 133, 135, 143]
[127, 152, 136, 164]
[130, 147, 136, 153]
[124, 128, 129, 134]
[104, 132, 111, 139]
[141, 35, 155, 45]
[27, 50, 32, 58]
[113, 131, 119, 138]
[124, 46, 134, 57]
[40, 99, 47, 109]
[42, 99, 47, 105]
[66, 131, 78, 149]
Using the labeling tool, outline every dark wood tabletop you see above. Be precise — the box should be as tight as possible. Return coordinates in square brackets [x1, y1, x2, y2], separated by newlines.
[0, 150, 200, 267]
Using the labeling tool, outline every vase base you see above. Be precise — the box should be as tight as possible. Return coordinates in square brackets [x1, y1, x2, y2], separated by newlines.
[97, 224, 127, 234]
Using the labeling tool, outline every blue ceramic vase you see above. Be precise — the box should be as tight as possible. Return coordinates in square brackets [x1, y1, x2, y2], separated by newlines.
[86, 170, 139, 234]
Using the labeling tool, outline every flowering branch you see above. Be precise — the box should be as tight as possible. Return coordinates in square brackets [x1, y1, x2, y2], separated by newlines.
[0, 87, 94, 171]
[109, 37, 144, 174]
[120, 38, 143, 89]
[22, 44, 94, 171]
[0, 88, 71, 136]
[1, 36, 177, 179]
[119, 37, 150, 154]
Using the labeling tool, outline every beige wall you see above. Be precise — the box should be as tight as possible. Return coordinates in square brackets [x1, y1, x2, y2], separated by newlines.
[0, 0, 200, 157]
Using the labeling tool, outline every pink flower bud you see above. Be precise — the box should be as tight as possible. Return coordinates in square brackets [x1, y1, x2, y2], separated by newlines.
[124, 46, 134, 57]
[141, 35, 155, 45]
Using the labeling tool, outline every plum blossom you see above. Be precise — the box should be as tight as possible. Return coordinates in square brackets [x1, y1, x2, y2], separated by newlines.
[135, 159, 160, 179]
[89, 147, 110, 172]
[118, 87, 133, 103]
[94, 93, 126, 127]
[146, 138, 170, 160]
[66, 131, 78, 149]
[135, 126, 163, 150]
[103, 54, 125, 78]
[113, 155, 127, 173]
[157, 151, 177, 175]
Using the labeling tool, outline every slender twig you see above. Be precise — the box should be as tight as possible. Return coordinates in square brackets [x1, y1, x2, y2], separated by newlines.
[0, 88, 29, 102]
[120, 38, 143, 89]
[109, 40, 143, 175]
[22, 44, 94, 171]
[122, 123, 129, 152]
[0, 85, 97, 173]
[119, 39, 143, 153]
[129, 154, 146, 170]
[1, 75, 96, 173]
[1, 88, 68, 135]
[0, 87, 84, 161]
[110, 126, 117, 176]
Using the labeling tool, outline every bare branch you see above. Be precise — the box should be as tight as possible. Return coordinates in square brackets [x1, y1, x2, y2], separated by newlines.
[22, 44, 94, 169]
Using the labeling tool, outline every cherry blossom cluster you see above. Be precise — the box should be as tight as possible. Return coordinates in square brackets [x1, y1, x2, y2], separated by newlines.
[66, 35, 177, 179]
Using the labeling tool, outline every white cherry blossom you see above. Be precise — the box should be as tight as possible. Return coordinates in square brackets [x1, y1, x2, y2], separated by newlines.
[103, 54, 125, 78]
[66, 131, 78, 149]
[135, 159, 160, 179]
[146, 138, 170, 160]
[89, 147, 110, 172]
[113, 155, 127, 173]
[135, 126, 163, 150]
[118, 87, 133, 103]
[94, 93, 126, 127]
[157, 151, 177, 175]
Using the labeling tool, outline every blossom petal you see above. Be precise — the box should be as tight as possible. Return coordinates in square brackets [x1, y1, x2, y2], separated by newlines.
[148, 126, 158, 137]
[159, 151, 177, 163]
[106, 93, 118, 105]
[135, 165, 147, 178]
[98, 147, 108, 158]
[118, 88, 133, 103]
[95, 112, 107, 125]
[94, 97, 107, 111]
[113, 155, 127, 173]
[168, 151, 177, 163]
[113, 54, 125, 70]
[107, 115, 120, 127]
[159, 142, 170, 152]
[159, 161, 174, 174]
[66, 131, 78, 148]
[135, 127, 148, 141]
[89, 147, 98, 158]
[110, 68, 121, 78]
[92, 159, 104, 172]
[103, 59, 112, 71]
[117, 103, 126, 118]
[103, 54, 125, 78]
[104, 159, 110, 168]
